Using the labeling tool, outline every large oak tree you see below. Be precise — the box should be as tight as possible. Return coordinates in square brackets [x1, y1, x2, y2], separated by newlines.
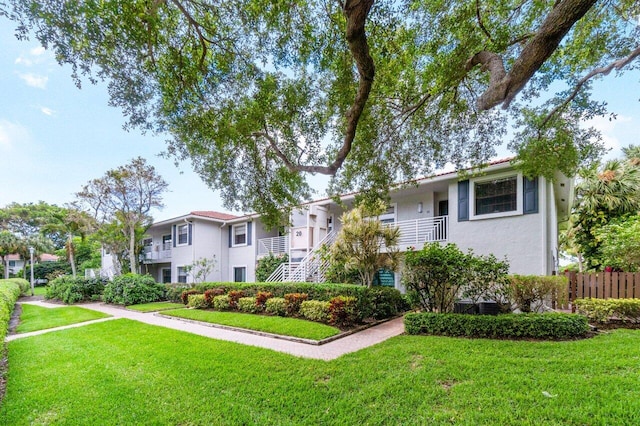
[2, 0, 638, 224]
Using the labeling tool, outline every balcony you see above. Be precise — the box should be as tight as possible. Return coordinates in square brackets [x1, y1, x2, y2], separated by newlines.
[142, 242, 172, 264]
[393, 215, 448, 248]
[257, 235, 289, 257]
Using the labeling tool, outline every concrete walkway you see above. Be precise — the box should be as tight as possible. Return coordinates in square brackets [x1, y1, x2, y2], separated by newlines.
[10, 301, 405, 360]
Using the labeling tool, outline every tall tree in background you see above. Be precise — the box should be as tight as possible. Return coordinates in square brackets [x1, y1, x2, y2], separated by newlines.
[3, 0, 637, 224]
[0, 231, 18, 279]
[0, 201, 67, 248]
[42, 206, 96, 277]
[76, 157, 168, 274]
[15, 234, 54, 280]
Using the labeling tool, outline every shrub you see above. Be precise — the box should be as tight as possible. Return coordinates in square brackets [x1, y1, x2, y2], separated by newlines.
[509, 275, 568, 312]
[255, 253, 289, 282]
[212, 295, 231, 310]
[0, 280, 22, 342]
[187, 294, 208, 309]
[328, 296, 359, 327]
[181, 289, 201, 305]
[284, 293, 308, 316]
[204, 288, 226, 306]
[46, 276, 106, 304]
[300, 300, 330, 323]
[227, 290, 245, 309]
[265, 297, 287, 316]
[165, 284, 191, 303]
[238, 297, 258, 313]
[5, 278, 30, 295]
[404, 312, 589, 340]
[103, 274, 166, 306]
[574, 298, 640, 323]
[369, 287, 408, 319]
[255, 291, 273, 310]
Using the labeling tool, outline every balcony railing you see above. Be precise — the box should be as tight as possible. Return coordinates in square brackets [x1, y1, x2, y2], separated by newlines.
[394, 215, 448, 247]
[257, 235, 289, 256]
[143, 244, 172, 263]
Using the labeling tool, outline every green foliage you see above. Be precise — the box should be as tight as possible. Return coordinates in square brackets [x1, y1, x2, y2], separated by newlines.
[570, 159, 640, 270]
[103, 274, 165, 306]
[238, 297, 258, 313]
[574, 298, 640, 323]
[328, 296, 359, 328]
[46, 276, 106, 304]
[595, 215, 640, 271]
[212, 295, 231, 311]
[368, 287, 408, 320]
[204, 288, 226, 306]
[404, 312, 589, 340]
[181, 289, 201, 305]
[0, 279, 23, 342]
[255, 291, 273, 310]
[4, 278, 30, 295]
[328, 200, 402, 288]
[265, 297, 287, 316]
[509, 275, 568, 313]
[165, 284, 191, 303]
[187, 294, 208, 309]
[404, 243, 510, 313]
[184, 256, 217, 284]
[284, 293, 308, 317]
[31, 261, 72, 281]
[299, 300, 330, 323]
[255, 253, 288, 282]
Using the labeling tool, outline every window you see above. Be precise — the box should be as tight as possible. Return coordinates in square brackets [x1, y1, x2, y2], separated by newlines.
[233, 266, 246, 282]
[378, 204, 396, 224]
[177, 224, 189, 245]
[162, 234, 172, 250]
[162, 268, 172, 284]
[177, 267, 188, 283]
[233, 224, 247, 246]
[474, 176, 517, 216]
[8, 261, 15, 267]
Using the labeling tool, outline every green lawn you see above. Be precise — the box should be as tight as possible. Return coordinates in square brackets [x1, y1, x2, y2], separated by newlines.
[126, 302, 185, 312]
[163, 308, 341, 340]
[15, 304, 111, 334]
[29, 286, 47, 296]
[2, 319, 639, 424]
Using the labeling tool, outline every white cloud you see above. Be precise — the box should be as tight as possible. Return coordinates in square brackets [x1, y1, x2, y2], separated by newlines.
[39, 106, 55, 116]
[30, 46, 46, 56]
[14, 45, 49, 67]
[583, 114, 633, 157]
[17, 72, 48, 89]
[0, 120, 31, 152]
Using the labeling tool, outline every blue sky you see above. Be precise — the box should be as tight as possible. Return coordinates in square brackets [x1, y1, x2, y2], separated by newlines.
[1, 18, 638, 222]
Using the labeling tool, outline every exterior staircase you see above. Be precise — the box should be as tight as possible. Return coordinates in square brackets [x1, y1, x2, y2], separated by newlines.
[266, 231, 337, 283]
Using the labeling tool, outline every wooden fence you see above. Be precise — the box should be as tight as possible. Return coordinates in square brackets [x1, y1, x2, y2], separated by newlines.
[565, 272, 640, 308]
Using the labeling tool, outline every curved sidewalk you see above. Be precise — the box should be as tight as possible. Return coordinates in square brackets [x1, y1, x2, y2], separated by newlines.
[11, 301, 405, 360]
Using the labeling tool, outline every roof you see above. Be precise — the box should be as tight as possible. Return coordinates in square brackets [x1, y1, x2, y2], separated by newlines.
[190, 211, 239, 221]
[6, 253, 59, 262]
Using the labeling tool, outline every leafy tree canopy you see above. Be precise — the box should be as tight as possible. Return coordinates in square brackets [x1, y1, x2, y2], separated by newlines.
[2, 0, 639, 224]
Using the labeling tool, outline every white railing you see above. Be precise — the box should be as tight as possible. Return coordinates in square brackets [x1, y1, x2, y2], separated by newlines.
[268, 231, 337, 283]
[265, 262, 302, 282]
[143, 246, 172, 262]
[394, 215, 448, 247]
[258, 235, 289, 256]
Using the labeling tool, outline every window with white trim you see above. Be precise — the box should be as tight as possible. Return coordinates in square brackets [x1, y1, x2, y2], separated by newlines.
[177, 224, 189, 245]
[232, 224, 247, 246]
[177, 266, 188, 283]
[474, 176, 517, 215]
[233, 266, 246, 282]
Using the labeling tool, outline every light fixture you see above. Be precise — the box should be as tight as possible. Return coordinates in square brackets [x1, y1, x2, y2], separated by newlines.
[417, 202, 423, 214]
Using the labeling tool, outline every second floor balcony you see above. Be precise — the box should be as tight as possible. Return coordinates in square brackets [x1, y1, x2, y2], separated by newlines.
[142, 242, 172, 263]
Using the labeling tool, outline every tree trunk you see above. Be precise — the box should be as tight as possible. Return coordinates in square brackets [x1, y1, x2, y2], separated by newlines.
[68, 234, 77, 278]
[2, 257, 8, 280]
[129, 225, 137, 274]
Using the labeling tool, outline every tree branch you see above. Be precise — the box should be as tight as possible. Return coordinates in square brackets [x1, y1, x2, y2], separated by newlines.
[541, 45, 640, 128]
[467, 0, 598, 111]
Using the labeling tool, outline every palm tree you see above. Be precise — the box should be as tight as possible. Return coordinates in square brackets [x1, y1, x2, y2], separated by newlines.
[0, 231, 19, 280]
[571, 158, 640, 269]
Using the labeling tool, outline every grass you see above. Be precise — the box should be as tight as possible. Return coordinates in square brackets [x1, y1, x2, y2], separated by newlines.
[126, 302, 185, 312]
[163, 308, 341, 340]
[31, 286, 47, 296]
[15, 304, 111, 334]
[1, 320, 639, 425]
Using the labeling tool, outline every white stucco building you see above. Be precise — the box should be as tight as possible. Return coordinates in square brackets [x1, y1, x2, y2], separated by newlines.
[102, 159, 573, 290]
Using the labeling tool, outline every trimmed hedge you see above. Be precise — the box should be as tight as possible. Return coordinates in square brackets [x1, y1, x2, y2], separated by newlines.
[265, 297, 286, 316]
[574, 298, 640, 323]
[46, 276, 107, 304]
[4, 278, 30, 295]
[187, 294, 207, 309]
[299, 300, 330, 323]
[0, 280, 22, 342]
[103, 274, 166, 306]
[189, 281, 405, 320]
[404, 312, 589, 340]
